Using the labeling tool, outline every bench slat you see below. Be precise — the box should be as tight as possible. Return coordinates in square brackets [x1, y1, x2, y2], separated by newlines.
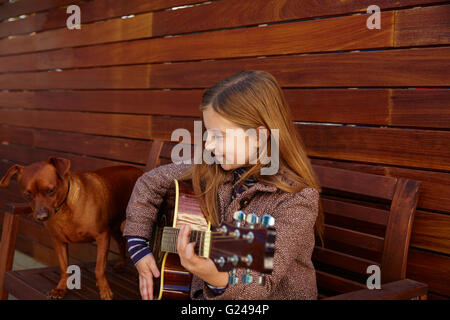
[312, 246, 379, 275]
[316, 270, 367, 294]
[314, 164, 397, 200]
[322, 197, 389, 226]
[324, 224, 385, 253]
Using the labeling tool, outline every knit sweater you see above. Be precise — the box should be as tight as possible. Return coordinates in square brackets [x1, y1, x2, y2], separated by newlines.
[124, 162, 319, 300]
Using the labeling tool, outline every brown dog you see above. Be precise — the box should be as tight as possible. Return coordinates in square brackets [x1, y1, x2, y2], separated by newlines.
[0, 157, 143, 300]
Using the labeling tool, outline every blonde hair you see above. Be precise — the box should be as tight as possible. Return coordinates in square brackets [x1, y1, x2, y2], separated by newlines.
[179, 70, 324, 247]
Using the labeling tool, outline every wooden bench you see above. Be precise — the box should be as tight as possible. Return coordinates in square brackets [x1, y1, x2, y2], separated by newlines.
[0, 141, 427, 299]
[311, 164, 428, 299]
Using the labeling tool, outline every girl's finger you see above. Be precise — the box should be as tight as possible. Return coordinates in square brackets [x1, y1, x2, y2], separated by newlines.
[139, 275, 148, 300]
[177, 224, 189, 254]
[148, 277, 153, 300]
[147, 255, 160, 278]
[150, 262, 160, 278]
[185, 241, 196, 260]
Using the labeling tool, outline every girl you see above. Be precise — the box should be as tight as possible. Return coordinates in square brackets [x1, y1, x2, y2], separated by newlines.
[123, 70, 324, 300]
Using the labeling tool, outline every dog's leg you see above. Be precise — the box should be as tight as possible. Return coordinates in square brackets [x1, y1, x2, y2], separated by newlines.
[49, 239, 69, 299]
[111, 226, 127, 272]
[95, 231, 114, 300]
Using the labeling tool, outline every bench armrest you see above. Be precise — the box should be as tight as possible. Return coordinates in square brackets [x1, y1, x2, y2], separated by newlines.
[323, 279, 428, 300]
[5, 203, 32, 215]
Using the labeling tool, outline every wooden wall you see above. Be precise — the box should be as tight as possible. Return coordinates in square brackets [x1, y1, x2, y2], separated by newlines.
[0, 0, 448, 299]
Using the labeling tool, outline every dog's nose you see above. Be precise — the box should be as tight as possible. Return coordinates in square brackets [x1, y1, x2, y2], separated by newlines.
[36, 209, 49, 221]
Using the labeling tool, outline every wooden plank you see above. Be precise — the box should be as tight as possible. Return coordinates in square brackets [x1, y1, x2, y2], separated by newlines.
[411, 210, 450, 255]
[0, 10, 394, 69]
[428, 293, 449, 300]
[301, 125, 450, 171]
[0, 210, 20, 299]
[0, 109, 152, 139]
[0, 144, 142, 172]
[0, 89, 203, 117]
[0, 127, 151, 164]
[41, 268, 101, 300]
[1, 89, 448, 129]
[2, 2, 450, 67]
[1, 114, 449, 171]
[325, 279, 428, 300]
[151, 0, 448, 40]
[395, 4, 450, 47]
[0, 0, 77, 21]
[390, 89, 450, 129]
[0, 0, 203, 37]
[4, 259, 139, 300]
[324, 224, 385, 252]
[324, 211, 386, 238]
[1, 0, 445, 39]
[316, 270, 367, 293]
[79, 263, 140, 300]
[406, 248, 450, 297]
[0, 125, 33, 145]
[312, 246, 379, 275]
[8, 266, 97, 300]
[0, 47, 448, 89]
[0, 126, 164, 166]
[3, 270, 48, 299]
[311, 159, 450, 213]
[314, 164, 397, 200]
[322, 198, 390, 226]
[381, 178, 420, 283]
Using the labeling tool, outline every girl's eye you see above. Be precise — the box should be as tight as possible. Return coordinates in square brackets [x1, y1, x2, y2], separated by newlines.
[47, 187, 56, 196]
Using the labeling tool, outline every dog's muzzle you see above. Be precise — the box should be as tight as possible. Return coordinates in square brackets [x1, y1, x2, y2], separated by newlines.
[36, 209, 49, 221]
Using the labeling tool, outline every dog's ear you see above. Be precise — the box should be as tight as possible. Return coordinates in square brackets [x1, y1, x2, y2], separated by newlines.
[0, 164, 24, 187]
[47, 157, 71, 179]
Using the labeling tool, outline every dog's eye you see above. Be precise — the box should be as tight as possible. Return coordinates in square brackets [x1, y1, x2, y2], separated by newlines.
[24, 192, 33, 201]
[47, 187, 56, 196]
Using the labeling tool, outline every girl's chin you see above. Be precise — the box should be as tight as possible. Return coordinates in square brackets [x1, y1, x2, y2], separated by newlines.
[219, 163, 244, 171]
[219, 163, 232, 171]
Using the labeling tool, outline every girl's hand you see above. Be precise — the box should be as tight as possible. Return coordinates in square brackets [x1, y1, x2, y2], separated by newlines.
[177, 224, 228, 287]
[135, 254, 160, 300]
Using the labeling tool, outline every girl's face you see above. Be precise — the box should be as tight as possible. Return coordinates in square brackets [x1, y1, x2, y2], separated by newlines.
[203, 107, 266, 171]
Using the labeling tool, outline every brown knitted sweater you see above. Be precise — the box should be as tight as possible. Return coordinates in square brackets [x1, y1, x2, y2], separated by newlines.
[123, 162, 319, 300]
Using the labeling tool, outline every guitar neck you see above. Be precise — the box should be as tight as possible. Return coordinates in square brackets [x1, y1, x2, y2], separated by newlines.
[161, 227, 211, 258]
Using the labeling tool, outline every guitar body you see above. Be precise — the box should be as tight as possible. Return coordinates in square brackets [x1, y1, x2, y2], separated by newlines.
[150, 178, 276, 300]
[151, 179, 209, 300]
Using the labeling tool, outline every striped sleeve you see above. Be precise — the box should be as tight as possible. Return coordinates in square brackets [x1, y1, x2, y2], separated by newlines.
[127, 236, 152, 266]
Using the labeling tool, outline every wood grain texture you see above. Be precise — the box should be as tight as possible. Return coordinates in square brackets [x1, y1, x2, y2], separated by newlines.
[1, 47, 448, 89]
[0, 89, 448, 128]
[0, 11, 394, 70]
[0, 0, 448, 299]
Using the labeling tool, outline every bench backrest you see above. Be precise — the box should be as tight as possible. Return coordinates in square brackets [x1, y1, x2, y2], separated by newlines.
[312, 164, 420, 297]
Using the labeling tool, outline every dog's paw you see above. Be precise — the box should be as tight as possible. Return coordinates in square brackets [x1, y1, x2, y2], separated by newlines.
[48, 288, 66, 299]
[99, 287, 114, 300]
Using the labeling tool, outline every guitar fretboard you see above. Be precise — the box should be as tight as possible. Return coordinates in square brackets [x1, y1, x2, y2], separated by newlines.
[161, 227, 211, 258]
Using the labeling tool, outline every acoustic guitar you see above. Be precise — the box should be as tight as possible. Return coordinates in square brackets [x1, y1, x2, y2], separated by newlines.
[150, 179, 276, 300]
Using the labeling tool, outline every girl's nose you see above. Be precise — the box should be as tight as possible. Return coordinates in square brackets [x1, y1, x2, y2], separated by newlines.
[204, 131, 216, 153]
